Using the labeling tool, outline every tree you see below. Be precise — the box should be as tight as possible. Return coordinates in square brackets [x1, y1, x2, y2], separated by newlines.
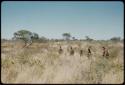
[38, 36, 48, 43]
[72, 37, 75, 40]
[110, 37, 121, 42]
[32, 32, 39, 39]
[13, 30, 39, 47]
[85, 36, 93, 41]
[62, 33, 71, 40]
[31, 32, 39, 42]
[1, 38, 8, 43]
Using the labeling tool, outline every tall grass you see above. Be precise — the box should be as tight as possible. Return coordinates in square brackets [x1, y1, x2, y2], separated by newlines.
[1, 41, 124, 84]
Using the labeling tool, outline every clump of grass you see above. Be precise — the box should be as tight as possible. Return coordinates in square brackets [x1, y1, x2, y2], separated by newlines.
[88, 56, 112, 84]
[109, 48, 119, 59]
[110, 60, 124, 72]
[16, 49, 32, 65]
[46, 51, 59, 65]
[1, 55, 19, 83]
[2, 68, 18, 83]
[2, 57, 14, 69]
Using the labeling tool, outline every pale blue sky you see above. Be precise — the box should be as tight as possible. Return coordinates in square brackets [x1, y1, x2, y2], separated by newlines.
[1, 1, 124, 40]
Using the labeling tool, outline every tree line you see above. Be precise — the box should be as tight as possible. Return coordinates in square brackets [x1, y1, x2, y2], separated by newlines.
[2, 29, 123, 44]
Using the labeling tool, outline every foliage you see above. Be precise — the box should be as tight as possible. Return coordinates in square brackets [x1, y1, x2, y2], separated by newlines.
[110, 37, 121, 42]
[62, 33, 71, 40]
[13, 30, 39, 47]
[37, 36, 48, 43]
[85, 36, 93, 41]
[32, 32, 39, 39]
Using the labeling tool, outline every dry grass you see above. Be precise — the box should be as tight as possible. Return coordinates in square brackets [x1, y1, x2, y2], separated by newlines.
[1, 41, 124, 84]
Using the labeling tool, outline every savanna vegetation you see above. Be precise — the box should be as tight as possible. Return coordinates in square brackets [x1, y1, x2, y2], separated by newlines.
[1, 30, 124, 84]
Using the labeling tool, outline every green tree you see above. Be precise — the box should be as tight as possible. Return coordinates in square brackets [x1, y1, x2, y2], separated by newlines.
[72, 37, 75, 40]
[85, 36, 93, 41]
[62, 33, 71, 40]
[38, 36, 48, 43]
[110, 37, 121, 42]
[13, 29, 39, 47]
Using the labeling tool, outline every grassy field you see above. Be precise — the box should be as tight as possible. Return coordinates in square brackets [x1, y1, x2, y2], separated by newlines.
[1, 40, 124, 84]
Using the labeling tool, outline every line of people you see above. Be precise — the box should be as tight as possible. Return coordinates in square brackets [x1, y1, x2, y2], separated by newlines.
[58, 46, 109, 58]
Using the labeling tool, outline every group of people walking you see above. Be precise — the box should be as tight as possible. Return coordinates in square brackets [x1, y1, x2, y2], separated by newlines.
[58, 45, 109, 58]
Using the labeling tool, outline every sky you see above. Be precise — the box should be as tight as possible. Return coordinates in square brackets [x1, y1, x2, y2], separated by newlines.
[1, 1, 124, 40]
